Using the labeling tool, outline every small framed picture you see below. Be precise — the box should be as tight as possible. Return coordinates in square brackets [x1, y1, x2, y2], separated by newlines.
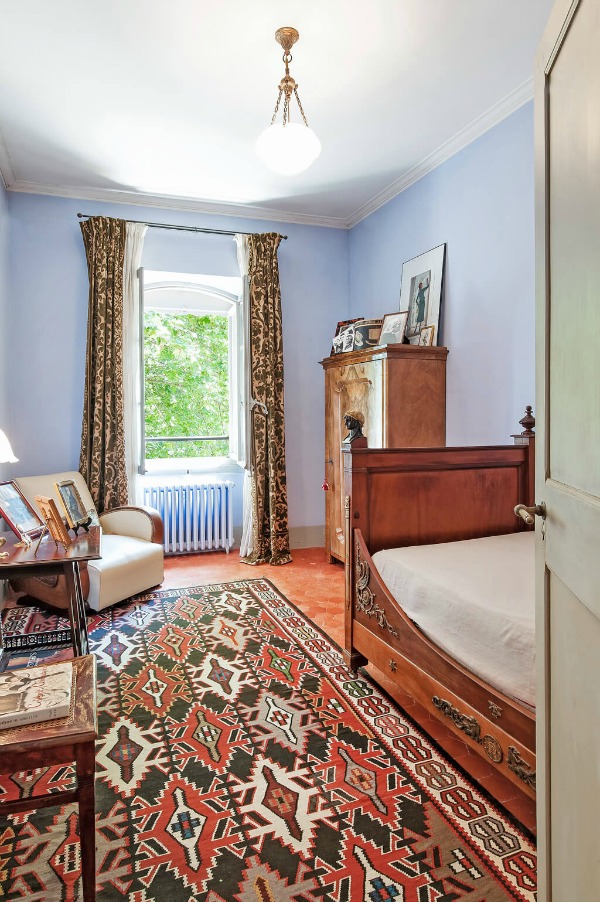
[418, 325, 435, 346]
[400, 244, 446, 345]
[55, 479, 89, 531]
[378, 311, 408, 346]
[331, 318, 363, 355]
[0, 480, 44, 539]
[35, 495, 72, 549]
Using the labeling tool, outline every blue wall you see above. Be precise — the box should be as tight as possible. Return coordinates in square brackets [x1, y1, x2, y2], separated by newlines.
[349, 102, 535, 445]
[4, 102, 537, 540]
[6, 194, 349, 535]
[0, 177, 10, 481]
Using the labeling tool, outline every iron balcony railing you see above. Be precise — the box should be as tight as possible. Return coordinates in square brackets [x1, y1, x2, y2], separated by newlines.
[145, 435, 228, 445]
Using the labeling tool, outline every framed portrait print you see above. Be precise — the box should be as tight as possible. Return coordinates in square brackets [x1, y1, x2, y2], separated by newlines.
[399, 244, 446, 345]
[55, 479, 89, 531]
[378, 311, 408, 346]
[0, 480, 44, 539]
[35, 495, 72, 549]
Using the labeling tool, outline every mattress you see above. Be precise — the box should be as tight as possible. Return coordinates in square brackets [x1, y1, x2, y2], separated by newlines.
[371, 531, 535, 707]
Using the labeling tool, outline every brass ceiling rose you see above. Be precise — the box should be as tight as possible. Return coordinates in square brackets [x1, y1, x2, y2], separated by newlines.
[275, 27, 299, 54]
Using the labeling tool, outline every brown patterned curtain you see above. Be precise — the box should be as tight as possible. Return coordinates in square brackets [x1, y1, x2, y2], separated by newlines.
[242, 233, 292, 565]
[79, 216, 128, 513]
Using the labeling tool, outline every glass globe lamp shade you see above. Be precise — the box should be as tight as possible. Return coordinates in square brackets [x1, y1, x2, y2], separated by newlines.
[256, 122, 321, 175]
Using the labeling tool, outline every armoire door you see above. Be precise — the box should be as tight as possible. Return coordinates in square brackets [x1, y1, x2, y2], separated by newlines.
[535, 0, 600, 897]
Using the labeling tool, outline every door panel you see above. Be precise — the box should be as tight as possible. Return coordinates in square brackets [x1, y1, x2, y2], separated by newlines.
[536, 0, 600, 897]
[547, 0, 600, 498]
[549, 573, 600, 901]
[545, 480, 600, 621]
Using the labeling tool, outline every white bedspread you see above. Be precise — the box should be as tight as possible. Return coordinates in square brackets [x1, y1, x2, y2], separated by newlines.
[372, 531, 535, 707]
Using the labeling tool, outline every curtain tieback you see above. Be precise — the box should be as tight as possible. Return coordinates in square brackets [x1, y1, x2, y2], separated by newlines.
[250, 399, 269, 416]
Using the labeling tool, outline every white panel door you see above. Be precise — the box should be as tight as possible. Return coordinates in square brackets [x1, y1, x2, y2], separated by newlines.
[535, 0, 600, 898]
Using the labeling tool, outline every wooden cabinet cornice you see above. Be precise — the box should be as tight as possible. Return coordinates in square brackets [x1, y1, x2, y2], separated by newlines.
[320, 344, 448, 563]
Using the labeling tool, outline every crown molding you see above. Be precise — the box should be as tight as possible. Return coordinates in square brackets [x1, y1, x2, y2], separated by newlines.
[3, 79, 533, 231]
[347, 78, 534, 228]
[5, 180, 348, 229]
[0, 125, 16, 189]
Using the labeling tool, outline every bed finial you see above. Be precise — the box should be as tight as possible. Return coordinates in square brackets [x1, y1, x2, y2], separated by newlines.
[519, 406, 535, 436]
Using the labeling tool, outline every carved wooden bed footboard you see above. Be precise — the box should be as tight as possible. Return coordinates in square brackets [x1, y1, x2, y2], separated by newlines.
[342, 424, 537, 800]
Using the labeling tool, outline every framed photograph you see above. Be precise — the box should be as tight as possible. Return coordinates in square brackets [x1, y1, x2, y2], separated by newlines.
[399, 243, 446, 345]
[55, 479, 89, 531]
[378, 311, 408, 346]
[331, 318, 363, 355]
[35, 495, 72, 549]
[418, 325, 435, 346]
[0, 480, 44, 539]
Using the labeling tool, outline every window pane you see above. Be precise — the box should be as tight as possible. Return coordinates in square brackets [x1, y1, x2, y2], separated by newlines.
[144, 310, 229, 459]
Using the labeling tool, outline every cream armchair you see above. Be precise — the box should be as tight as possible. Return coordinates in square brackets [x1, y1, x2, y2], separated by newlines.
[10, 471, 164, 612]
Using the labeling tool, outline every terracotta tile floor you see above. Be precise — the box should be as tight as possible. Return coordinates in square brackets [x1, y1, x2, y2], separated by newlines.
[164, 546, 537, 836]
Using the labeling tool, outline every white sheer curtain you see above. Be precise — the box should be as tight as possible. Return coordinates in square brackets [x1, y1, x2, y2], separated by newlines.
[123, 222, 147, 504]
[235, 234, 253, 558]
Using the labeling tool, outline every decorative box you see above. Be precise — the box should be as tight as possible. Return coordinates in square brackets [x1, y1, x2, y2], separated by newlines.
[352, 319, 383, 351]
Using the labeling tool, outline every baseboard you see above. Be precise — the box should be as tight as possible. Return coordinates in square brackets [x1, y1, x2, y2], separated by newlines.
[230, 525, 325, 552]
[289, 525, 325, 550]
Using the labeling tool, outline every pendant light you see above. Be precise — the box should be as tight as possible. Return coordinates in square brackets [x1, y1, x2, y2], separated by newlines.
[256, 27, 321, 176]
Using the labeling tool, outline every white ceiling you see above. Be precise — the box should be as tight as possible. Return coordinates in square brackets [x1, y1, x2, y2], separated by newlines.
[0, 0, 554, 228]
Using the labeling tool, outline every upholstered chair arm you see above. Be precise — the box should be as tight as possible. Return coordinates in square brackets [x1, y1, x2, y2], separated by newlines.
[99, 505, 164, 545]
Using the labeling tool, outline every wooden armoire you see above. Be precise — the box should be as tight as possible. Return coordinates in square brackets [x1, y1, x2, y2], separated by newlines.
[320, 344, 448, 563]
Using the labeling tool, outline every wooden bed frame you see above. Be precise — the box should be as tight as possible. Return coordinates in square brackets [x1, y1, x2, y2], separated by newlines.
[342, 420, 536, 801]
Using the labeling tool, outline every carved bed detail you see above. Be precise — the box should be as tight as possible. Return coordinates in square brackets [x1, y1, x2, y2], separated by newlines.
[488, 701, 504, 719]
[342, 413, 536, 811]
[432, 696, 482, 742]
[508, 746, 537, 790]
[355, 546, 399, 638]
[482, 735, 504, 763]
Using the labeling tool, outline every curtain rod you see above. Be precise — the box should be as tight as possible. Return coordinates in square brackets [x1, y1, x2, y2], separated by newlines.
[76, 213, 287, 240]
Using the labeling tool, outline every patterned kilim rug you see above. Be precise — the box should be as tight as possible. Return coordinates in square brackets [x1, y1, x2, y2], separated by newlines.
[0, 579, 536, 901]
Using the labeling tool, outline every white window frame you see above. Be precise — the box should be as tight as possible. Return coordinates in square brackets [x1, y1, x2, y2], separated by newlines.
[139, 268, 244, 476]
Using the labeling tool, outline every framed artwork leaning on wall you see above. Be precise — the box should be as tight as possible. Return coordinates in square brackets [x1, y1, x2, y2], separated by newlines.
[400, 243, 446, 345]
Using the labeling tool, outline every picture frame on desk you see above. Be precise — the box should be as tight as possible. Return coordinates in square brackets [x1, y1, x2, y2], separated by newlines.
[0, 481, 44, 540]
[34, 495, 72, 549]
[55, 479, 91, 533]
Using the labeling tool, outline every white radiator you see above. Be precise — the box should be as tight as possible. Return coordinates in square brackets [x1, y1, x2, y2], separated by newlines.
[143, 481, 234, 555]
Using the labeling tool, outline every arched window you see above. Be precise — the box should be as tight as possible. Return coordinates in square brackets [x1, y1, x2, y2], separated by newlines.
[140, 269, 244, 475]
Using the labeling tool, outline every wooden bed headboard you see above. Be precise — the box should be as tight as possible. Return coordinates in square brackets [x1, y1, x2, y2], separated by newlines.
[343, 437, 535, 554]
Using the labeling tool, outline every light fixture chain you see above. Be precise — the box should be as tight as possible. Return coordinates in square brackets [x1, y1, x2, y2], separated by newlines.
[256, 26, 321, 175]
[293, 86, 310, 128]
[270, 89, 283, 125]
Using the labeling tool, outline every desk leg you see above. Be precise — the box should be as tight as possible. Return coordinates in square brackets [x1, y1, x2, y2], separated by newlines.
[63, 563, 89, 656]
[76, 741, 96, 902]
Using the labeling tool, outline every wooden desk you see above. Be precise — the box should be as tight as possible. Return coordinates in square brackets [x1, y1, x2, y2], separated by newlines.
[0, 529, 101, 656]
[0, 654, 97, 901]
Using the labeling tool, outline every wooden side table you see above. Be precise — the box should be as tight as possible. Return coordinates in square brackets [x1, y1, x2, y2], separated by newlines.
[0, 528, 101, 657]
[0, 654, 97, 900]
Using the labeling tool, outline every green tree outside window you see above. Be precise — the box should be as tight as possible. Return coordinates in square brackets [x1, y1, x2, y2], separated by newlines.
[144, 311, 229, 458]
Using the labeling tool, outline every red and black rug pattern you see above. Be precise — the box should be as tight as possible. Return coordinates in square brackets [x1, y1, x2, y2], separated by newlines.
[0, 579, 536, 901]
